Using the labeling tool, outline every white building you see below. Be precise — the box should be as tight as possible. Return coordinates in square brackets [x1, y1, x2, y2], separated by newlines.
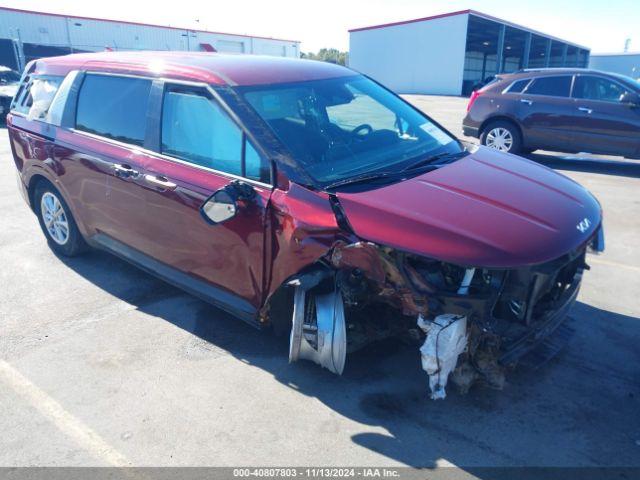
[589, 52, 640, 80]
[0, 6, 300, 72]
[349, 9, 590, 96]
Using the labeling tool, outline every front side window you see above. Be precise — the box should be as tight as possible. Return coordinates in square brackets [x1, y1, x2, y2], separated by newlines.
[238, 75, 462, 186]
[525, 76, 572, 97]
[76, 74, 151, 146]
[161, 88, 243, 176]
[244, 139, 270, 183]
[573, 76, 628, 103]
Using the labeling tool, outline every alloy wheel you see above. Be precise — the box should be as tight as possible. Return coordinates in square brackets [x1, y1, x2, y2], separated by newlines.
[485, 127, 514, 152]
[40, 191, 70, 245]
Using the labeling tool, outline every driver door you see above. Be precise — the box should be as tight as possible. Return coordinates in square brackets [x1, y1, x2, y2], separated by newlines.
[569, 74, 640, 157]
[107, 82, 273, 319]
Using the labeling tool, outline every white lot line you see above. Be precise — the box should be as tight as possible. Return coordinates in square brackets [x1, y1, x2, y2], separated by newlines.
[588, 256, 640, 273]
[0, 359, 130, 466]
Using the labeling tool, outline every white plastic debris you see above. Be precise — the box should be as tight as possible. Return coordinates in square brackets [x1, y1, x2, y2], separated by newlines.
[27, 79, 58, 121]
[418, 314, 468, 400]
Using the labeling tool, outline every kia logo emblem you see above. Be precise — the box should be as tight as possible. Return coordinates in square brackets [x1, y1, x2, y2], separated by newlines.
[576, 218, 591, 233]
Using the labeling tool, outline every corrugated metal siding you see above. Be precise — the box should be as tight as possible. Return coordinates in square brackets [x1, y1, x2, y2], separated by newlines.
[349, 14, 469, 95]
[67, 19, 186, 51]
[0, 8, 300, 66]
[0, 10, 69, 46]
[589, 54, 640, 80]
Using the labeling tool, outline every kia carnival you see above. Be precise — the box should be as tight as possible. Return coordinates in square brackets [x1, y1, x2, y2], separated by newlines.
[8, 52, 604, 398]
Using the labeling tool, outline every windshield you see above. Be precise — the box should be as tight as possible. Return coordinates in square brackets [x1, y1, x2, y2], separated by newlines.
[237, 75, 462, 186]
[610, 72, 640, 87]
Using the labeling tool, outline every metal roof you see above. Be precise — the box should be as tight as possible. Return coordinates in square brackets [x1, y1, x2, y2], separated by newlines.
[349, 9, 589, 51]
[590, 52, 640, 57]
[0, 6, 300, 44]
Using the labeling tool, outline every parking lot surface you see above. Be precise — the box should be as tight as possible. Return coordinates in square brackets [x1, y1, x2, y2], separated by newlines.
[1, 96, 639, 470]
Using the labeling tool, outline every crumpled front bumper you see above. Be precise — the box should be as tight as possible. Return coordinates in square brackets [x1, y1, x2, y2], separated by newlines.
[499, 269, 582, 366]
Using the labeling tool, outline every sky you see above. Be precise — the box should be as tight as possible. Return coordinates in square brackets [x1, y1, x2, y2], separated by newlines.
[1, 0, 638, 54]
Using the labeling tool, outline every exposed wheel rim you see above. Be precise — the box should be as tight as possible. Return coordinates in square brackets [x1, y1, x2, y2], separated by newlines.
[40, 191, 69, 245]
[485, 127, 514, 152]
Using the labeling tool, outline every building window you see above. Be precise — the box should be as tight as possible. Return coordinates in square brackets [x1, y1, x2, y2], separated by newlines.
[528, 35, 549, 68]
[463, 16, 502, 96]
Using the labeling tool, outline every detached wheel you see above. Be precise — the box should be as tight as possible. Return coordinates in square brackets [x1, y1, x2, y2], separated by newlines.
[34, 182, 87, 256]
[481, 120, 522, 154]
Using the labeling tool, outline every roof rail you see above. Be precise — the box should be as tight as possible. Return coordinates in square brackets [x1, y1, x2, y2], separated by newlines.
[515, 67, 590, 73]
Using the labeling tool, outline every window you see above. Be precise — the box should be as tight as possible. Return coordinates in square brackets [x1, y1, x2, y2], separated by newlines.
[12, 76, 62, 118]
[573, 76, 628, 103]
[505, 79, 530, 94]
[161, 88, 243, 176]
[244, 139, 270, 183]
[525, 76, 572, 97]
[46, 71, 80, 126]
[240, 75, 461, 186]
[326, 86, 397, 132]
[76, 74, 151, 146]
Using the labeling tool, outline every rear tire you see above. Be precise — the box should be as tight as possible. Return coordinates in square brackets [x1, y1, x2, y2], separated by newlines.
[34, 182, 87, 257]
[481, 120, 523, 154]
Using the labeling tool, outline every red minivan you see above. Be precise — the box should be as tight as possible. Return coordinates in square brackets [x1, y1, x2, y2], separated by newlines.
[8, 52, 604, 399]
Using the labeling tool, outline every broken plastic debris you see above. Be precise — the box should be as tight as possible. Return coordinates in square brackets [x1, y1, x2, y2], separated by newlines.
[418, 314, 468, 400]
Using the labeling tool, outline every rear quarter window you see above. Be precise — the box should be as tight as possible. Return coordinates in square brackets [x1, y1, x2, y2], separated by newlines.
[76, 74, 151, 146]
[525, 76, 572, 97]
[12, 75, 62, 119]
[504, 79, 531, 94]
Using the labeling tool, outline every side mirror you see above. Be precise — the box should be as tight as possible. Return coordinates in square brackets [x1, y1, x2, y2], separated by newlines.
[620, 91, 640, 106]
[200, 180, 256, 225]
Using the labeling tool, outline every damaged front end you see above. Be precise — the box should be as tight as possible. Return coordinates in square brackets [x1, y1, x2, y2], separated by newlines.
[286, 239, 590, 399]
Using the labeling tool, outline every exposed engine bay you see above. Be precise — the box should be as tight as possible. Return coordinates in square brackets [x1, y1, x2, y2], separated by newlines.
[285, 240, 592, 399]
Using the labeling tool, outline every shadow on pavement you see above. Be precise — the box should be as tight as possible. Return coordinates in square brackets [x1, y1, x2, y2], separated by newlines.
[524, 152, 640, 178]
[56, 249, 640, 469]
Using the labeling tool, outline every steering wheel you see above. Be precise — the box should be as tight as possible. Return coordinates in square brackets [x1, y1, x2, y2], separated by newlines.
[351, 123, 373, 140]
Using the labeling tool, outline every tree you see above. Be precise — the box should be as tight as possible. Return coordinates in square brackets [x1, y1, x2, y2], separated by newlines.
[301, 48, 348, 66]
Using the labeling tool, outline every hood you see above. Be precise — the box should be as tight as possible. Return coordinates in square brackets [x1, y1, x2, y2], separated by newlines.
[336, 147, 601, 267]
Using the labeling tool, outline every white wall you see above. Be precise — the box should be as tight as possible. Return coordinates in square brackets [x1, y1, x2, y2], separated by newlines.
[0, 8, 300, 58]
[0, 10, 70, 47]
[349, 14, 469, 95]
[589, 54, 640, 80]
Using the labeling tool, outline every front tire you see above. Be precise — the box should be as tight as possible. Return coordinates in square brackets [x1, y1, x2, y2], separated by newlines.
[34, 182, 87, 257]
[481, 120, 523, 154]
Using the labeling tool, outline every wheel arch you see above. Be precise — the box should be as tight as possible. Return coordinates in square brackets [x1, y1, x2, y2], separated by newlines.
[27, 173, 53, 213]
[26, 172, 91, 238]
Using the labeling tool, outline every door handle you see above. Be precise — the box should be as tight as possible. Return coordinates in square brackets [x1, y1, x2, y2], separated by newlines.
[520, 98, 533, 105]
[113, 164, 139, 178]
[143, 174, 177, 190]
[578, 107, 593, 114]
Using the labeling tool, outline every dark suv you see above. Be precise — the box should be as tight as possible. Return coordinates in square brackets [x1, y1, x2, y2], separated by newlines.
[463, 69, 640, 158]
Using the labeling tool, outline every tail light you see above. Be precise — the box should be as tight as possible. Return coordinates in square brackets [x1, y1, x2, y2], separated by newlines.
[467, 90, 482, 112]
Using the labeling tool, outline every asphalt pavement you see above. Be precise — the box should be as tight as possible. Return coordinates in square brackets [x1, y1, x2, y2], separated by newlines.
[1, 97, 639, 472]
